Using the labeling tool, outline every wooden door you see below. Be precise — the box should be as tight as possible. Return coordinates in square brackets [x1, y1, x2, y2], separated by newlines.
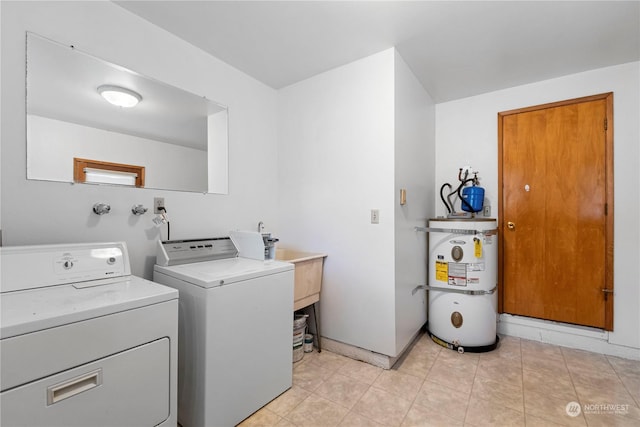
[498, 93, 613, 330]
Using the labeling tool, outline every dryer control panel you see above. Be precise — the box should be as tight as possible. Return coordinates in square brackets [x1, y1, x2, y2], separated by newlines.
[1, 242, 130, 293]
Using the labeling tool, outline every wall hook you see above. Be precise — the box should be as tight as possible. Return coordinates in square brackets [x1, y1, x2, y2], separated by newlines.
[92, 203, 111, 215]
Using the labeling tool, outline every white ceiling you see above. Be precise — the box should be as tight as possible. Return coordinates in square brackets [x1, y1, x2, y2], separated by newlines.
[115, 1, 639, 103]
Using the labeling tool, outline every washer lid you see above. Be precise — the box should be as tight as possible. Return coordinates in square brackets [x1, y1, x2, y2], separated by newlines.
[1, 276, 177, 339]
[154, 257, 293, 288]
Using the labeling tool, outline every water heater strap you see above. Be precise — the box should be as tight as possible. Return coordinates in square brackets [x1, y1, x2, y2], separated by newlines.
[414, 226, 497, 236]
[412, 284, 497, 296]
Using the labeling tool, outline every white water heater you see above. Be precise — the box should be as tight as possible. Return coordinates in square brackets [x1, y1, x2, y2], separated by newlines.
[427, 218, 498, 352]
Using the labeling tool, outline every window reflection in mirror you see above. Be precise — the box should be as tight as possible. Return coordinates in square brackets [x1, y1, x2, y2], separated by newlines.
[73, 158, 145, 187]
[26, 32, 228, 194]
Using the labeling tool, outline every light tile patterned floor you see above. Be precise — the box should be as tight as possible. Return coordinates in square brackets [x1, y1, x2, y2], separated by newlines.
[239, 333, 640, 426]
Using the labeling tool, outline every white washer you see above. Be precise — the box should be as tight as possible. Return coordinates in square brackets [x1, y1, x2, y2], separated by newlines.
[153, 237, 294, 427]
[0, 242, 178, 427]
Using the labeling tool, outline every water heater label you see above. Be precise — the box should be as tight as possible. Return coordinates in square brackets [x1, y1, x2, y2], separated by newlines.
[466, 262, 485, 272]
[435, 261, 448, 281]
[474, 238, 482, 258]
[448, 262, 467, 286]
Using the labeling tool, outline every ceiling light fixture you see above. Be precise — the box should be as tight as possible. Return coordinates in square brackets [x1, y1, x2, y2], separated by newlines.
[97, 85, 142, 108]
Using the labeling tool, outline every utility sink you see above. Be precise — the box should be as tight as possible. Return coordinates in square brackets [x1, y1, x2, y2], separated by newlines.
[276, 249, 327, 311]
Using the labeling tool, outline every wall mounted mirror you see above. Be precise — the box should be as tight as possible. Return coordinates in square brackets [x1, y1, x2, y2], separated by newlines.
[26, 32, 228, 194]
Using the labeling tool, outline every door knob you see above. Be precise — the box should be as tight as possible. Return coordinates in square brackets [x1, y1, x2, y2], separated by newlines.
[507, 221, 515, 230]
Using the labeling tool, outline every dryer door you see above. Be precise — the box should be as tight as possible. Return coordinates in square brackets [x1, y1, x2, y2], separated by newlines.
[1, 338, 170, 427]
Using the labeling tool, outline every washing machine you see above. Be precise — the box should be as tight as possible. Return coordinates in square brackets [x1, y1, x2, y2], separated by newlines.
[153, 237, 294, 427]
[0, 242, 178, 427]
[427, 218, 499, 352]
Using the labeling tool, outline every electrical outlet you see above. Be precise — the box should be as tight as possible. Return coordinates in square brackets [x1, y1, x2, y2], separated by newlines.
[154, 197, 165, 214]
[483, 205, 491, 217]
[371, 209, 380, 224]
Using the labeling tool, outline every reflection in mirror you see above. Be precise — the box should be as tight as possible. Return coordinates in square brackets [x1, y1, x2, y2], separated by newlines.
[26, 32, 228, 194]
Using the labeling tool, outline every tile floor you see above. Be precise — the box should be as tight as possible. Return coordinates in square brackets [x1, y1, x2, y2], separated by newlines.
[239, 333, 640, 426]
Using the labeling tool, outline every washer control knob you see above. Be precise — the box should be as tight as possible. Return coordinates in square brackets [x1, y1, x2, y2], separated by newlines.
[63, 260, 74, 269]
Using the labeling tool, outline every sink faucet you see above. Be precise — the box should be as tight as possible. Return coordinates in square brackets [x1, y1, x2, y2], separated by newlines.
[258, 221, 264, 233]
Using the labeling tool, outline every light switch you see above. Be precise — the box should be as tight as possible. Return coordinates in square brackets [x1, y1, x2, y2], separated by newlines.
[371, 209, 380, 224]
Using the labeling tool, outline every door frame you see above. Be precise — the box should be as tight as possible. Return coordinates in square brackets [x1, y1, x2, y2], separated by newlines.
[497, 92, 614, 331]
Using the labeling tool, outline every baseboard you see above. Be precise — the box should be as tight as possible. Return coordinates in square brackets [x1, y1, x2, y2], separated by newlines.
[321, 329, 422, 369]
[499, 314, 640, 361]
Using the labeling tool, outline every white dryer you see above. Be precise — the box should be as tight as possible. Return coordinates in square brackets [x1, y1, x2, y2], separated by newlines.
[154, 237, 294, 427]
[0, 242, 178, 427]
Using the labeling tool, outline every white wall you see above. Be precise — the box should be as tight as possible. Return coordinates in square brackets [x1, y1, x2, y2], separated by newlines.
[436, 62, 640, 356]
[393, 51, 435, 354]
[1, 1, 279, 279]
[278, 49, 397, 355]
[278, 49, 435, 357]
